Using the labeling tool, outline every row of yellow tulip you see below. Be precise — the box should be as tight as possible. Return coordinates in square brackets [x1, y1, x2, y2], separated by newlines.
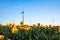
[0, 21, 60, 40]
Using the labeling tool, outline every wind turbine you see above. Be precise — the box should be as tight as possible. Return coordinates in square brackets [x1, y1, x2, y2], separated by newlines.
[21, 10, 24, 23]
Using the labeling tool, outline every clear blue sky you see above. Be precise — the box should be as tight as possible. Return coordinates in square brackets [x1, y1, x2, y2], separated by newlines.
[0, 0, 60, 25]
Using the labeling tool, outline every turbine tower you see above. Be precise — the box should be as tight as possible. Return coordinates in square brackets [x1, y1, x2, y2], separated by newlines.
[21, 10, 24, 23]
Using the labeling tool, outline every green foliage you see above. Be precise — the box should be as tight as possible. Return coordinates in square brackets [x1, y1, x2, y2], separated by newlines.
[0, 26, 60, 40]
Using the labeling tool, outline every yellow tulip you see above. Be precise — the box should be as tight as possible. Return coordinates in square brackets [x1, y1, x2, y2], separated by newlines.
[20, 27, 25, 30]
[10, 23, 16, 28]
[0, 35, 4, 40]
[49, 25, 52, 29]
[58, 26, 60, 32]
[20, 21, 24, 25]
[11, 27, 18, 34]
[6, 23, 12, 28]
[42, 26, 46, 29]
[0, 24, 2, 27]
[17, 25, 21, 28]
[58, 29, 60, 33]
[24, 27, 31, 31]
[30, 25, 34, 28]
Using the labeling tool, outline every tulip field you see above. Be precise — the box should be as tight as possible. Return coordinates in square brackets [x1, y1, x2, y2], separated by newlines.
[0, 21, 60, 40]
